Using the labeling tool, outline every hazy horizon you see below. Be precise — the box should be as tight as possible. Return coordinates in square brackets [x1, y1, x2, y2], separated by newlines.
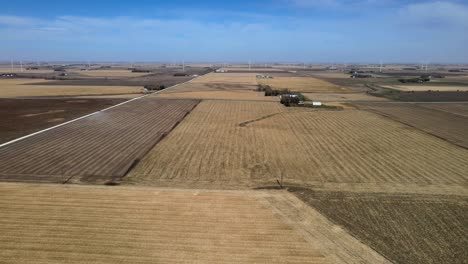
[1, 0, 468, 63]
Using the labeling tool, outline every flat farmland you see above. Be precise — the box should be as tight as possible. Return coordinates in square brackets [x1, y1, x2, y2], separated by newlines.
[0, 98, 199, 184]
[126, 100, 468, 188]
[0, 79, 143, 97]
[257, 77, 351, 93]
[0, 68, 55, 74]
[302, 92, 387, 102]
[0, 183, 390, 264]
[224, 67, 286, 72]
[356, 102, 468, 148]
[69, 69, 151, 77]
[0, 184, 323, 264]
[417, 102, 468, 117]
[194, 72, 259, 85]
[0, 98, 125, 144]
[156, 72, 275, 101]
[290, 189, 468, 264]
[381, 84, 468, 92]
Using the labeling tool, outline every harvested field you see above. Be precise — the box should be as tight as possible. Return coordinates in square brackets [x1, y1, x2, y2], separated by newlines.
[417, 102, 468, 117]
[257, 77, 351, 93]
[194, 72, 259, 85]
[156, 83, 275, 101]
[224, 67, 285, 72]
[69, 69, 150, 77]
[306, 72, 352, 79]
[126, 100, 468, 188]
[302, 92, 387, 102]
[382, 84, 468, 92]
[0, 79, 143, 97]
[156, 73, 275, 101]
[0, 98, 125, 144]
[0, 182, 390, 264]
[290, 188, 468, 264]
[356, 102, 468, 148]
[0, 98, 199, 184]
[0, 68, 54, 74]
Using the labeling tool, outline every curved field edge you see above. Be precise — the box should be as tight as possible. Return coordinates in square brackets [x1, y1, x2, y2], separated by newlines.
[125, 100, 468, 188]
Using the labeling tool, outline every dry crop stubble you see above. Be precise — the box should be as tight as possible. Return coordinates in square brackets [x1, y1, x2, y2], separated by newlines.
[257, 77, 350, 93]
[0, 182, 391, 264]
[0, 79, 143, 97]
[126, 100, 468, 188]
[156, 72, 275, 100]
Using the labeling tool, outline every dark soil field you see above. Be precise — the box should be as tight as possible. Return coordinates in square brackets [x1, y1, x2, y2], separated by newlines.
[417, 103, 468, 117]
[356, 102, 468, 149]
[0, 98, 199, 184]
[0, 98, 126, 144]
[26, 68, 212, 87]
[289, 188, 468, 264]
[376, 89, 468, 102]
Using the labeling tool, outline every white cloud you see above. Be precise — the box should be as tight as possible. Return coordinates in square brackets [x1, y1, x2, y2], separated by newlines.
[286, 0, 395, 8]
[0, 15, 37, 26]
[398, 1, 468, 28]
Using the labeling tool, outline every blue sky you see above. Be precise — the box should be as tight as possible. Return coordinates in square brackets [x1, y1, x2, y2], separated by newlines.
[1, 0, 467, 63]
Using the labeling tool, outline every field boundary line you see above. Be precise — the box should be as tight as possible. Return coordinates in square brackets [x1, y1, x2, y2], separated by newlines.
[361, 108, 468, 150]
[0, 75, 204, 149]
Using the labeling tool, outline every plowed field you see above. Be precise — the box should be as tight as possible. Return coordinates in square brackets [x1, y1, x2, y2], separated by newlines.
[0, 98, 127, 143]
[356, 102, 468, 148]
[0, 98, 199, 184]
[290, 188, 468, 264]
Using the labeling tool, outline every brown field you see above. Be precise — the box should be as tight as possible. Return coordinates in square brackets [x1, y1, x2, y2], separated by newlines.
[257, 77, 351, 93]
[0, 182, 390, 264]
[302, 92, 387, 102]
[290, 189, 468, 264]
[308, 72, 352, 79]
[156, 73, 276, 101]
[0, 79, 144, 97]
[224, 67, 286, 72]
[2, 69, 467, 263]
[0, 98, 125, 144]
[126, 100, 468, 188]
[0, 68, 55, 74]
[382, 84, 468, 92]
[417, 102, 468, 117]
[356, 102, 468, 148]
[69, 69, 151, 77]
[0, 98, 199, 184]
[193, 72, 259, 85]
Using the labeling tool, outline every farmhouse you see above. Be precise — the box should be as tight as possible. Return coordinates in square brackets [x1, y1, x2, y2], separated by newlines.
[256, 75, 273, 79]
